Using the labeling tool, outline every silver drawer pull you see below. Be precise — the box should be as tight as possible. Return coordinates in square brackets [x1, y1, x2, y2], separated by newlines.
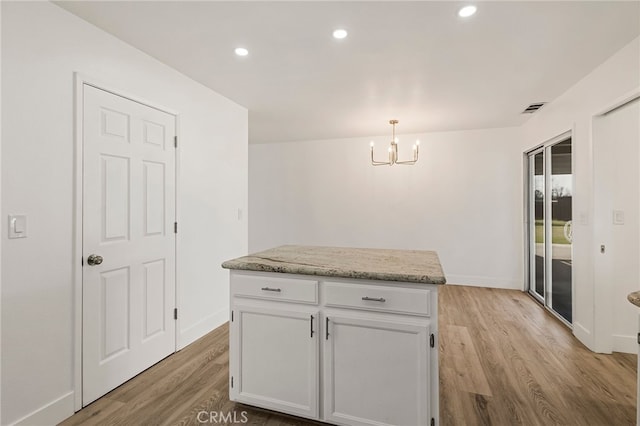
[362, 296, 386, 302]
[261, 287, 281, 292]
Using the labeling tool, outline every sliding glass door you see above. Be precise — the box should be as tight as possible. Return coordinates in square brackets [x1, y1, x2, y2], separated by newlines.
[527, 138, 573, 325]
[530, 150, 545, 302]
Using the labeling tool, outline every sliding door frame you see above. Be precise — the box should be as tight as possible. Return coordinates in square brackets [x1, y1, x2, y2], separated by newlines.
[526, 147, 545, 305]
[524, 130, 573, 327]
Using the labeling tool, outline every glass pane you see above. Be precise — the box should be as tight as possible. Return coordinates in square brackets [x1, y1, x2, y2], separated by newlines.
[550, 139, 572, 323]
[533, 151, 545, 298]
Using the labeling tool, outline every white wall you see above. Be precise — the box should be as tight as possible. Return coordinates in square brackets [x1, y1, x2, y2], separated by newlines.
[1, 2, 247, 425]
[520, 36, 640, 351]
[250, 127, 524, 289]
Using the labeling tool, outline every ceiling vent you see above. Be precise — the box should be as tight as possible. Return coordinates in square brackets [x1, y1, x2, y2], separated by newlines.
[522, 102, 546, 114]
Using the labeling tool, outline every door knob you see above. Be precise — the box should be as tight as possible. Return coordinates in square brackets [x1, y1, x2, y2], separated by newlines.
[87, 254, 103, 266]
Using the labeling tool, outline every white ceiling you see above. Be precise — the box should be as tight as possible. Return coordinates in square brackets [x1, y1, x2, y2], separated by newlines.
[56, 1, 640, 144]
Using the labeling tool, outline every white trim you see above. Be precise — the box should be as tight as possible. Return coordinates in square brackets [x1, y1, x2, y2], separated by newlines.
[591, 89, 640, 354]
[74, 73, 179, 116]
[572, 322, 593, 350]
[444, 275, 522, 290]
[178, 308, 229, 350]
[174, 117, 181, 352]
[0, 4, 4, 422]
[72, 73, 83, 411]
[612, 334, 638, 354]
[72, 72, 180, 411]
[524, 130, 572, 154]
[522, 152, 531, 297]
[594, 87, 640, 117]
[12, 391, 74, 426]
[523, 130, 574, 327]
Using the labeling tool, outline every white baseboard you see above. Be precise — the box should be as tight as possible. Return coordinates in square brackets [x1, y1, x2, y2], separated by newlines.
[573, 322, 594, 350]
[178, 308, 229, 350]
[12, 391, 74, 426]
[613, 334, 637, 354]
[445, 274, 523, 290]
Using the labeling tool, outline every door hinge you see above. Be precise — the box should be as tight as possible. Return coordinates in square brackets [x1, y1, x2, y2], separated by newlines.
[174, 222, 178, 234]
[174, 136, 178, 148]
[174, 308, 178, 320]
[231, 311, 234, 322]
[431, 418, 435, 426]
[81, 257, 84, 266]
[231, 376, 234, 388]
[430, 333, 435, 348]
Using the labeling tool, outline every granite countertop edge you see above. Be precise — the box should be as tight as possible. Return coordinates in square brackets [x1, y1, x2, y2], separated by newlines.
[628, 291, 640, 308]
[222, 246, 447, 285]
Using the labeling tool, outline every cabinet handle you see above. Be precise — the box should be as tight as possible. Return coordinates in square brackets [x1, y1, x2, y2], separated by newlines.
[362, 296, 386, 302]
[325, 317, 330, 340]
[310, 315, 314, 338]
[261, 287, 281, 292]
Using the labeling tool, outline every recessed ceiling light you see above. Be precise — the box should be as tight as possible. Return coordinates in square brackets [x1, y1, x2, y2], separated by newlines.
[458, 5, 477, 18]
[333, 29, 348, 39]
[234, 47, 249, 57]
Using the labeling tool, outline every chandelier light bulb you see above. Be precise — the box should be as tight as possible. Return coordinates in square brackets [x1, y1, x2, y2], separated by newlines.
[370, 141, 375, 147]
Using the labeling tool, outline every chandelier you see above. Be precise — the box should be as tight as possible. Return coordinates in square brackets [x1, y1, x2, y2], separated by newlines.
[370, 120, 419, 166]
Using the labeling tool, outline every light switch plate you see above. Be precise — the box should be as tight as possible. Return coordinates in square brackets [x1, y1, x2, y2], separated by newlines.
[613, 210, 625, 225]
[8, 215, 27, 239]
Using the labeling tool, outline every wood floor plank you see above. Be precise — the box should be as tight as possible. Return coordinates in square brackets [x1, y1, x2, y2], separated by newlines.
[441, 325, 492, 396]
[61, 285, 637, 426]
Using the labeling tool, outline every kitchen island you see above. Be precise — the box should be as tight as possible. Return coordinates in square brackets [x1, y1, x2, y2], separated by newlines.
[222, 245, 446, 426]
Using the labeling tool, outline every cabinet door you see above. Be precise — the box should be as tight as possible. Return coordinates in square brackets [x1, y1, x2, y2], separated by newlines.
[323, 315, 431, 426]
[230, 305, 319, 419]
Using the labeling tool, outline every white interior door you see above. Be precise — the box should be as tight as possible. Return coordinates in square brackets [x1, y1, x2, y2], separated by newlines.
[593, 97, 640, 354]
[82, 85, 176, 405]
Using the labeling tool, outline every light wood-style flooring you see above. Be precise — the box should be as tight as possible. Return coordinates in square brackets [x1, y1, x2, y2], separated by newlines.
[60, 285, 637, 426]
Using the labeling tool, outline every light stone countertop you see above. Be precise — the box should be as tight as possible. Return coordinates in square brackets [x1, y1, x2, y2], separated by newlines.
[628, 291, 640, 308]
[222, 245, 446, 285]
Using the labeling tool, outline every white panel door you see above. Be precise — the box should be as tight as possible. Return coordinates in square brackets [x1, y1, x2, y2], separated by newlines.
[82, 85, 176, 405]
[593, 97, 640, 353]
[323, 314, 430, 426]
[230, 305, 319, 419]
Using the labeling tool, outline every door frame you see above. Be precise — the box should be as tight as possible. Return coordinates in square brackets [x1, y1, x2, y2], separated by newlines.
[591, 87, 640, 354]
[524, 130, 574, 327]
[72, 73, 180, 411]
[525, 146, 545, 305]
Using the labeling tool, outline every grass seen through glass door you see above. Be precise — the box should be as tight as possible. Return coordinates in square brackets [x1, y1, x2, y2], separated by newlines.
[535, 220, 571, 245]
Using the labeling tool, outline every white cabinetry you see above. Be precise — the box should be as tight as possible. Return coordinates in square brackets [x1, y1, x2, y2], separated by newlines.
[229, 271, 439, 426]
[231, 305, 319, 418]
[324, 314, 431, 426]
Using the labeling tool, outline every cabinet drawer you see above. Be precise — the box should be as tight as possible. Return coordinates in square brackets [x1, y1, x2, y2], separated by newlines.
[232, 274, 318, 304]
[324, 282, 430, 316]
